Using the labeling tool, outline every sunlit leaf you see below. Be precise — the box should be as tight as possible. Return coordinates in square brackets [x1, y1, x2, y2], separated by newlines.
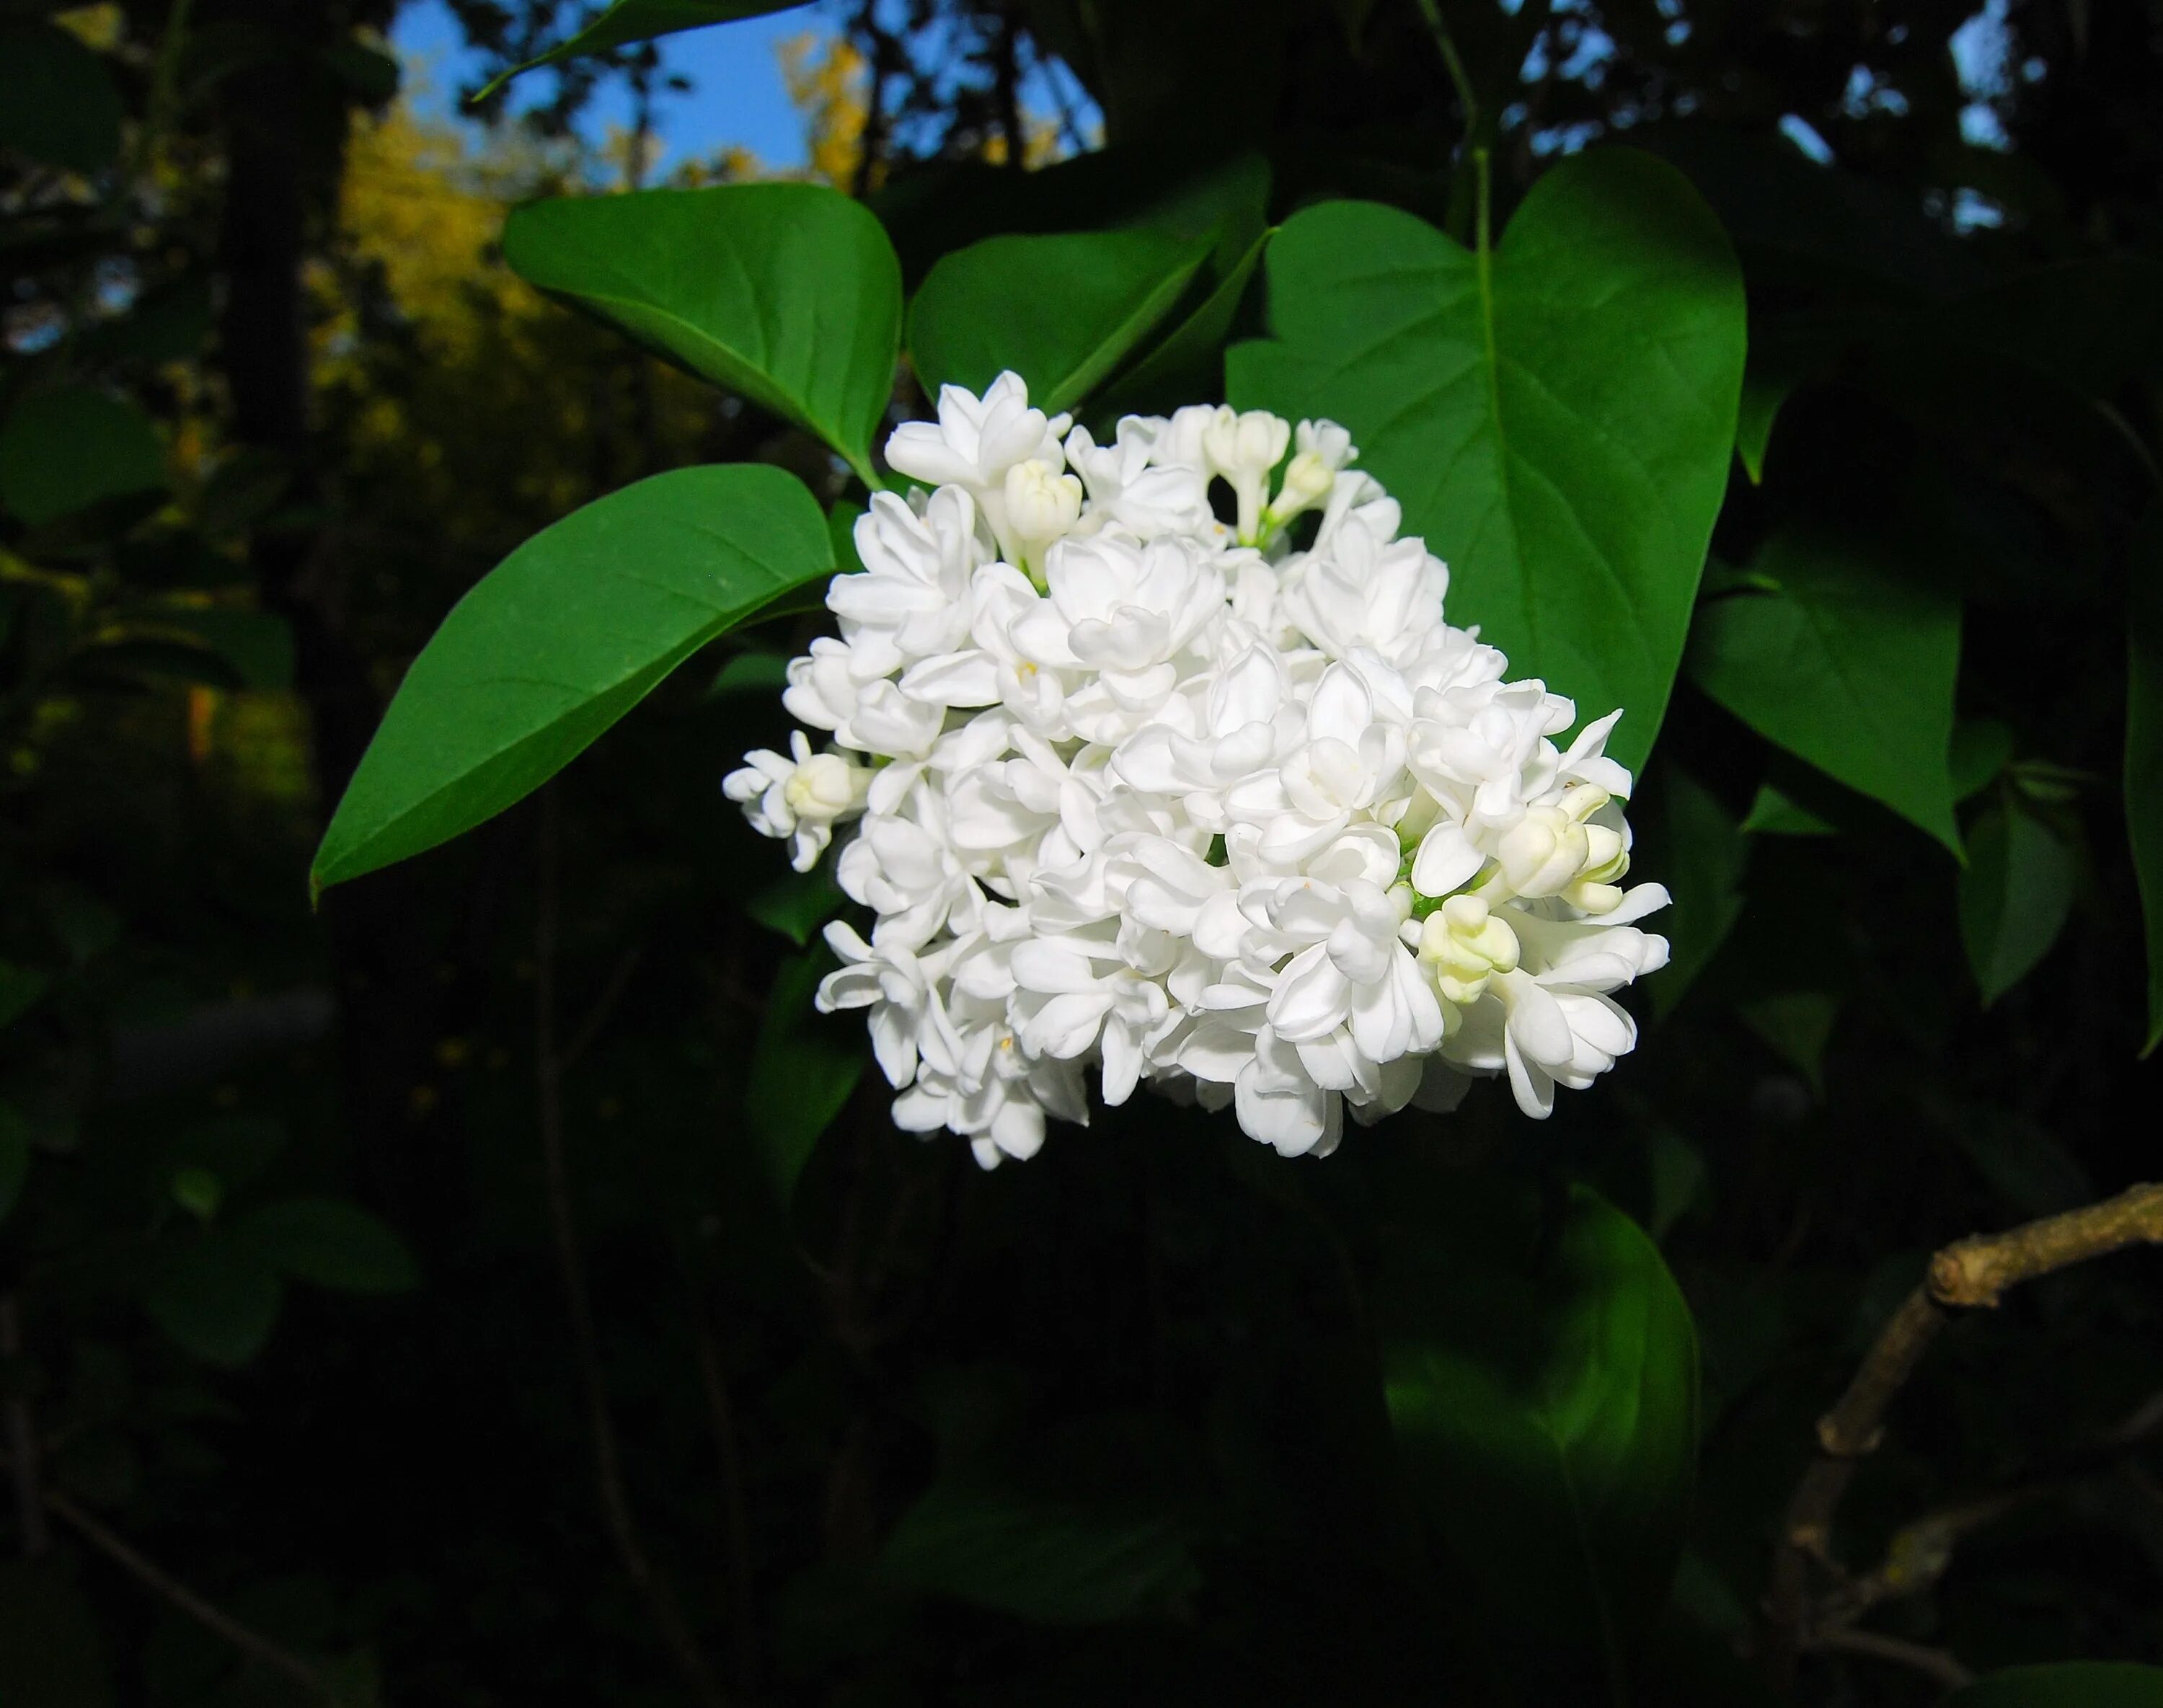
[1229, 148, 1745, 774]
[312, 464, 833, 893]
[1688, 532, 1962, 853]
[503, 185, 901, 484]
[911, 229, 1214, 417]
[1092, 229, 1271, 424]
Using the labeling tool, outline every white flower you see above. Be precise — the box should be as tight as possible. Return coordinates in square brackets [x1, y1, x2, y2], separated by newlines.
[722, 731, 870, 872]
[727, 372, 1668, 1165]
[826, 487, 984, 676]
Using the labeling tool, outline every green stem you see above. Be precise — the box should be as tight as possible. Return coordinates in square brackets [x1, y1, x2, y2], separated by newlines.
[1411, 0, 1489, 247]
[1411, 0, 1479, 137]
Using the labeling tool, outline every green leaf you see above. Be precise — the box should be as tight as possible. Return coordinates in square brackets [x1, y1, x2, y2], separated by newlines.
[1644, 766, 1748, 1019]
[1738, 992, 1839, 1097]
[0, 387, 164, 528]
[746, 867, 846, 949]
[320, 37, 401, 105]
[502, 185, 901, 484]
[708, 649, 791, 699]
[1228, 149, 1745, 776]
[1740, 784, 1836, 837]
[1942, 1663, 2163, 1708]
[143, 1229, 284, 1366]
[1960, 797, 2075, 1005]
[1734, 368, 1787, 485]
[1092, 228, 1271, 425]
[911, 229, 1214, 418]
[745, 947, 864, 1202]
[243, 1198, 419, 1294]
[0, 23, 122, 174]
[477, 1, 802, 97]
[0, 962, 49, 1031]
[1377, 1182, 1698, 1702]
[2131, 523, 2163, 1055]
[0, 1099, 29, 1223]
[1952, 717, 2016, 802]
[880, 1438, 1200, 1626]
[130, 607, 295, 690]
[1687, 533, 1962, 853]
[312, 464, 832, 893]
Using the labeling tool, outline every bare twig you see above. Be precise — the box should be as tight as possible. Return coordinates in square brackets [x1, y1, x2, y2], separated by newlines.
[45, 1490, 329, 1696]
[1764, 1181, 2163, 1683]
[536, 792, 726, 1708]
[1929, 1184, 2163, 1306]
[1, 1294, 48, 1557]
[1810, 1626, 1976, 1691]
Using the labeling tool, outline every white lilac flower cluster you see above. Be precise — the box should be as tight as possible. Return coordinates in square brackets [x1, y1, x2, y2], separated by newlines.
[725, 374, 1669, 1167]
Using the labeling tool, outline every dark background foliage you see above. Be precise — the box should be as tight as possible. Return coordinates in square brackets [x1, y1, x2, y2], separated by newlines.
[4, 0, 2162, 1703]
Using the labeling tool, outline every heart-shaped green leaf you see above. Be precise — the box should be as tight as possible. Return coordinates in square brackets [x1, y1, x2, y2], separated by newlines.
[313, 464, 833, 894]
[477, 1, 802, 97]
[1376, 1180, 1698, 1703]
[1687, 532, 1962, 854]
[1227, 148, 1745, 775]
[503, 185, 901, 487]
[910, 229, 1214, 418]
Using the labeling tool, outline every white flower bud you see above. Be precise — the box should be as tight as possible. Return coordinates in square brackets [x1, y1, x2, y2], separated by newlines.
[1494, 806, 1591, 898]
[1265, 450, 1337, 528]
[1002, 459, 1083, 547]
[1419, 894, 1521, 1006]
[1203, 407, 1292, 544]
[784, 751, 868, 824]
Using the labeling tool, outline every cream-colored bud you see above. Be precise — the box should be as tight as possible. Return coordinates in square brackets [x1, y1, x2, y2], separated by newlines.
[1003, 459, 1083, 543]
[1418, 894, 1521, 1006]
[1495, 806, 1591, 898]
[783, 752, 866, 823]
[1561, 823, 1629, 913]
[1203, 407, 1291, 479]
[1265, 450, 1336, 524]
